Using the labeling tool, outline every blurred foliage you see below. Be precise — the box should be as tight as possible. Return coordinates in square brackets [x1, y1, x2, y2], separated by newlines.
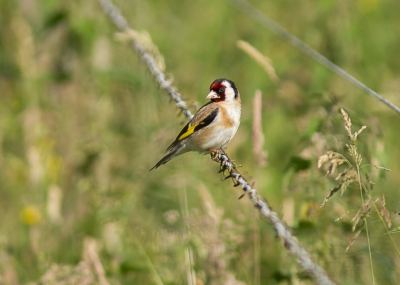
[0, 0, 399, 284]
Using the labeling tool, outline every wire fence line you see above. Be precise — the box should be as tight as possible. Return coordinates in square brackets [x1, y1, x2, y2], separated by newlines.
[97, 0, 336, 284]
[227, 0, 400, 115]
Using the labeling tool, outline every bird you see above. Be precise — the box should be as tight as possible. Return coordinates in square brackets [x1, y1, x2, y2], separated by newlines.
[150, 78, 241, 170]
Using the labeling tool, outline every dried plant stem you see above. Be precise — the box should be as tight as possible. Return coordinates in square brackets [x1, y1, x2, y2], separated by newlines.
[252, 90, 267, 167]
[363, 186, 400, 257]
[98, 0, 335, 284]
[356, 165, 375, 285]
[320, 108, 399, 282]
[84, 238, 110, 285]
[237, 41, 279, 83]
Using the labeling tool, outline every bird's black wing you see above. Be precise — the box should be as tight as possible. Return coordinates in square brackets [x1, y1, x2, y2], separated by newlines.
[165, 102, 219, 151]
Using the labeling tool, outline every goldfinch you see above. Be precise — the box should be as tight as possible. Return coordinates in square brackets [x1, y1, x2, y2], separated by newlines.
[150, 78, 241, 170]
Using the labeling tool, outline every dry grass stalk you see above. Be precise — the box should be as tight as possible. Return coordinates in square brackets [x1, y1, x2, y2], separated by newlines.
[83, 238, 110, 285]
[318, 108, 398, 260]
[318, 109, 369, 207]
[327, 168, 358, 206]
[252, 90, 268, 167]
[373, 165, 391, 171]
[198, 183, 223, 225]
[282, 197, 295, 226]
[12, 15, 37, 82]
[318, 109, 370, 244]
[340, 108, 367, 143]
[346, 228, 362, 252]
[318, 151, 348, 175]
[47, 184, 63, 224]
[379, 195, 392, 229]
[346, 201, 371, 251]
[237, 40, 279, 83]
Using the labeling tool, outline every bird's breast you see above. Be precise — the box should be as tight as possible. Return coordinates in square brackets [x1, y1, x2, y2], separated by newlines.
[218, 103, 241, 127]
[188, 102, 241, 151]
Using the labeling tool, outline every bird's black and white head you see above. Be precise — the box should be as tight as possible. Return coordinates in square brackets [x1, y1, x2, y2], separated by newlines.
[206, 78, 239, 103]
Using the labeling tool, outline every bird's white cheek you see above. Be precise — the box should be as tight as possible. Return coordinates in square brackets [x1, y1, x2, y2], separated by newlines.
[224, 88, 237, 102]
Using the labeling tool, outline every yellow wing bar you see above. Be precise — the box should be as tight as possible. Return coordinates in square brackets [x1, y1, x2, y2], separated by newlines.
[178, 123, 200, 140]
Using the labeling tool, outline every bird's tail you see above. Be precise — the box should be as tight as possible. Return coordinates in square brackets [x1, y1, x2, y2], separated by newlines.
[149, 151, 176, 171]
[149, 140, 185, 171]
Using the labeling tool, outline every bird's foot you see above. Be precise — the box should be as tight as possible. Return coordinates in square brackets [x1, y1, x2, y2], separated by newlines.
[209, 149, 221, 162]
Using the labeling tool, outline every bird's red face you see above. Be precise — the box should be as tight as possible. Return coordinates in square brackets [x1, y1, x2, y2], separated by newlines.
[208, 81, 226, 102]
[206, 78, 238, 103]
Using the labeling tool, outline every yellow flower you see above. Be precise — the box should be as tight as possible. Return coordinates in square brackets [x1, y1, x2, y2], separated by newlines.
[300, 201, 320, 222]
[20, 206, 42, 225]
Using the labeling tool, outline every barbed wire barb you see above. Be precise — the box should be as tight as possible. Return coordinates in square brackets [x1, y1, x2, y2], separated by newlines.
[97, 0, 336, 284]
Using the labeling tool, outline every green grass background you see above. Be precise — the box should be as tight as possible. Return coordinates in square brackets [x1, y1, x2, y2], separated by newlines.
[0, 0, 399, 284]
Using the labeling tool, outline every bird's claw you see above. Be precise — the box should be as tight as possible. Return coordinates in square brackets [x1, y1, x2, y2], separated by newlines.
[209, 149, 221, 162]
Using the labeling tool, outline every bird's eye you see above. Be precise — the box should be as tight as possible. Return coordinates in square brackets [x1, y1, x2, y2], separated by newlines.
[218, 88, 225, 94]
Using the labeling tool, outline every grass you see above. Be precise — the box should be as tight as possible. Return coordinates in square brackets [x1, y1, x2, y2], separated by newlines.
[0, 0, 400, 284]
[318, 108, 399, 284]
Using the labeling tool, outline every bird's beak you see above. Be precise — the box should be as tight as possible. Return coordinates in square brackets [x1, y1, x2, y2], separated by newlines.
[206, 91, 219, 99]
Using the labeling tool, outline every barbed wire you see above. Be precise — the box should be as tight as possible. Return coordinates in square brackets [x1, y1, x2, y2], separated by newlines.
[97, 0, 335, 284]
[227, 0, 400, 115]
